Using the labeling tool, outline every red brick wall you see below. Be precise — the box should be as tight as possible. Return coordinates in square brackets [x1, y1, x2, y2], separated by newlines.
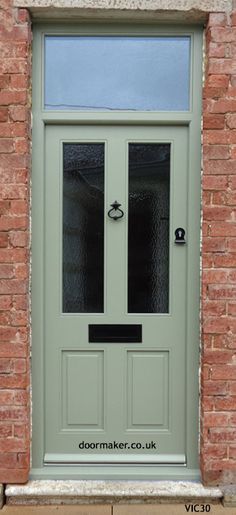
[0, 0, 31, 483]
[1, 1, 236, 486]
[201, 9, 236, 485]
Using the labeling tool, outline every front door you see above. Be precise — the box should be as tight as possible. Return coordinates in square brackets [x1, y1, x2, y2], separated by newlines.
[44, 124, 189, 466]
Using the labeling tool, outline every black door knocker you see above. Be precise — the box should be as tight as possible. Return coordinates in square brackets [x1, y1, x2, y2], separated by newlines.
[175, 227, 186, 244]
[108, 201, 124, 221]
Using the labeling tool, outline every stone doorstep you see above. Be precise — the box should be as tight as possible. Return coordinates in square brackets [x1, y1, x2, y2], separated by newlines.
[5, 481, 223, 506]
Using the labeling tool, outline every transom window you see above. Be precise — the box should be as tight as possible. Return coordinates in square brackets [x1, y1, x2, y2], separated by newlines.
[44, 36, 191, 111]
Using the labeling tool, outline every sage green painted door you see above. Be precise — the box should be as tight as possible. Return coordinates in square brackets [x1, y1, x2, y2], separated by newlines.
[44, 124, 188, 466]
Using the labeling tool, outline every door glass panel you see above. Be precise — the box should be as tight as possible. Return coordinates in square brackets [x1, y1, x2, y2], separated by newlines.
[63, 143, 104, 313]
[45, 36, 190, 111]
[128, 143, 170, 313]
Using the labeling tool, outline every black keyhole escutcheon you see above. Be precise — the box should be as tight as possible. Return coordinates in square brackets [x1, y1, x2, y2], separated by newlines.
[175, 228, 186, 244]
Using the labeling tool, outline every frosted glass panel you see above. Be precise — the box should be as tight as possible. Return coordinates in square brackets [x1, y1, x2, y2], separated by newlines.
[45, 36, 190, 111]
[63, 143, 104, 313]
[128, 144, 170, 313]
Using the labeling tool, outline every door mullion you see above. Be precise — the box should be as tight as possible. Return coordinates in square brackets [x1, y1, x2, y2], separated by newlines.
[106, 133, 126, 316]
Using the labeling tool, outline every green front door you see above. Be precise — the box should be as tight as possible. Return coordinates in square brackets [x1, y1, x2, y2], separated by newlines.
[43, 124, 189, 466]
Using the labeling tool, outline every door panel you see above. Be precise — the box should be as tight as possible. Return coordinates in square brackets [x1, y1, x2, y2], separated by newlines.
[44, 125, 188, 465]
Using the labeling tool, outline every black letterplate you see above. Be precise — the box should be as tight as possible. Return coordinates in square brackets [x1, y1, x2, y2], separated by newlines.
[89, 324, 142, 343]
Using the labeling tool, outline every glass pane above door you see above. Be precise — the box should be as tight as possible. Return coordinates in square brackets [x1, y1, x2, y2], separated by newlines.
[128, 143, 170, 313]
[63, 143, 104, 313]
[44, 36, 190, 111]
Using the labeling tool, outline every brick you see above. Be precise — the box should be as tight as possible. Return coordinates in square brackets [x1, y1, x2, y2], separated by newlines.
[0, 139, 14, 153]
[208, 13, 227, 27]
[211, 365, 236, 380]
[209, 100, 236, 114]
[202, 238, 226, 253]
[201, 445, 227, 459]
[202, 301, 226, 316]
[202, 396, 215, 411]
[206, 460, 236, 471]
[204, 160, 236, 175]
[0, 216, 28, 230]
[229, 270, 236, 282]
[209, 223, 236, 237]
[227, 114, 236, 129]
[9, 231, 28, 248]
[16, 8, 31, 23]
[210, 28, 236, 43]
[14, 264, 28, 280]
[13, 390, 27, 405]
[0, 343, 27, 358]
[209, 59, 236, 75]
[0, 296, 12, 310]
[0, 233, 8, 248]
[208, 285, 236, 299]
[0, 248, 27, 263]
[0, 75, 9, 89]
[202, 270, 229, 286]
[14, 424, 27, 438]
[203, 114, 225, 129]
[203, 144, 230, 159]
[17, 452, 29, 469]
[229, 447, 236, 459]
[0, 425, 12, 438]
[0, 453, 17, 468]
[231, 12, 236, 25]
[10, 75, 28, 89]
[13, 295, 27, 310]
[0, 279, 27, 294]
[208, 42, 225, 58]
[214, 253, 236, 266]
[208, 75, 229, 88]
[8, 106, 26, 122]
[0, 58, 28, 75]
[0, 185, 28, 200]
[203, 350, 236, 365]
[204, 381, 228, 396]
[0, 153, 27, 169]
[215, 397, 236, 411]
[203, 317, 232, 334]
[228, 303, 236, 315]
[0, 90, 27, 106]
[0, 108, 8, 123]
[0, 265, 14, 279]
[0, 468, 29, 483]
[0, 201, 10, 215]
[203, 86, 228, 99]
[203, 412, 229, 426]
[0, 169, 28, 184]
[202, 175, 228, 190]
[209, 428, 236, 442]
[15, 139, 28, 154]
[229, 176, 236, 189]
[10, 201, 28, 215]
[214, 334, 236, 349]
[0, 405, 27, 420]
[0, 374, 27, 388]
[0, 439, 27, 453]
[203, 206, 232, 220]
[202, 253, 214, 268]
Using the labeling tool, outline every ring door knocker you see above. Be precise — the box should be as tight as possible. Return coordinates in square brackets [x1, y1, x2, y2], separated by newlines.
[108, 201, 124, 221]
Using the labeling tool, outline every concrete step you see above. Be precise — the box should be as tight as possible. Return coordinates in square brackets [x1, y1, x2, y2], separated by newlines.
[1, 504, 236, 514]
[5, 481, 223, 506]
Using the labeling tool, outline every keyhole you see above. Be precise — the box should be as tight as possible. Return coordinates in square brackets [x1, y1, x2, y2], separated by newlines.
[175, 228, 186, 244]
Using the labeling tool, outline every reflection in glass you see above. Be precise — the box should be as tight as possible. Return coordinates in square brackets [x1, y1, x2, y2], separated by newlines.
[128, 144, 170, 313]
[63, 144, 104, 313]
[45, 36, 190, 111]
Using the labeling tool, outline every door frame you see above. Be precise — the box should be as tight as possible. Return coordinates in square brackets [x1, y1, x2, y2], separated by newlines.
[31, 22, 203, 479]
